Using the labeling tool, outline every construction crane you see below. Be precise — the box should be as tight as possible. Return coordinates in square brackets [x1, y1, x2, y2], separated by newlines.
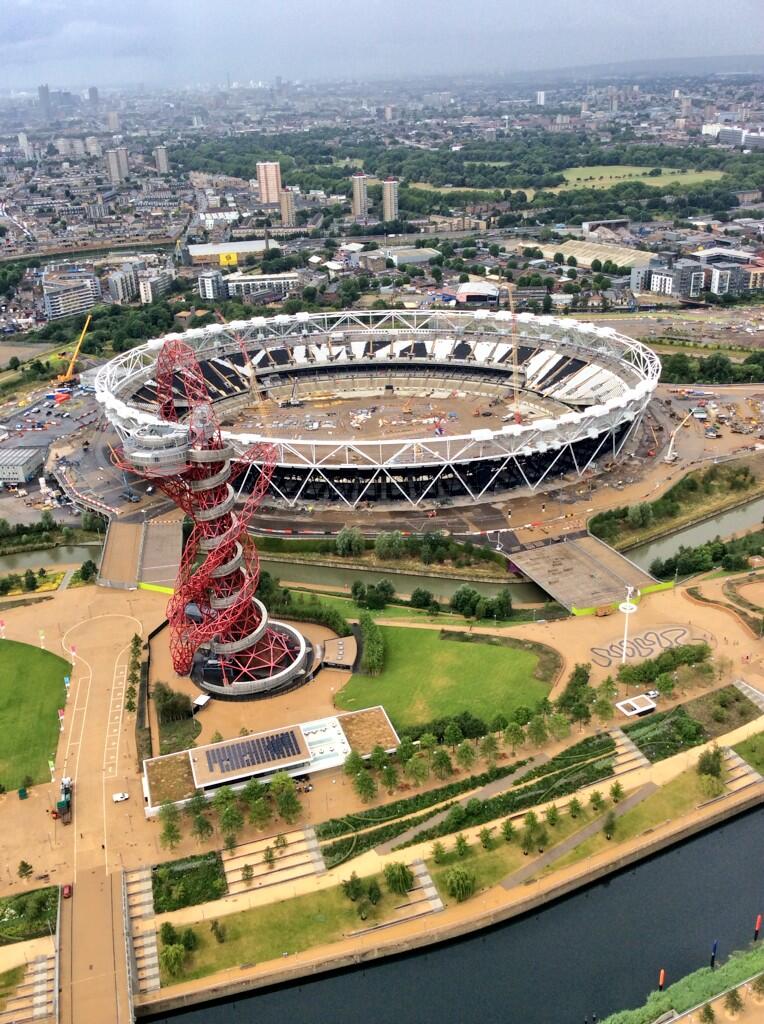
[56, 314, 91, 385]
[664, 411, 694, 463]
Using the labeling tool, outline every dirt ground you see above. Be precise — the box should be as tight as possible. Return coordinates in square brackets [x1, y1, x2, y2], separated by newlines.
[736, 579, 764, 609]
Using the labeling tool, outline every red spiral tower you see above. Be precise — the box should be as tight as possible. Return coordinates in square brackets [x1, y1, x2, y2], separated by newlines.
[116, 337, 306, 695]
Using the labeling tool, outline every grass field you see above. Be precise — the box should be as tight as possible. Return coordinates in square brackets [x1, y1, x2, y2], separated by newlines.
[411, 164, 723, 198]
[160, 876, 391, 985]
[550, 769, 706, 871]
[335, 626, 557, 729]
[0, 640, 68, 789]
[734, 731, 764, 775]
[551, 164, 724, 192]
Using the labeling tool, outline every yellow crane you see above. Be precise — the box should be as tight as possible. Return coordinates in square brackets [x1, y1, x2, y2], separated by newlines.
[57, 314, 91, 384]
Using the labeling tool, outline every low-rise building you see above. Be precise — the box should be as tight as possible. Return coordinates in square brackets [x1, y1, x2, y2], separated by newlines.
[382, 246, 440, 268]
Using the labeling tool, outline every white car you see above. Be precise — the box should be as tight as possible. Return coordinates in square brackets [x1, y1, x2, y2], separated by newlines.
[646, 690, 660, 700]
[112, 792, 129, 803]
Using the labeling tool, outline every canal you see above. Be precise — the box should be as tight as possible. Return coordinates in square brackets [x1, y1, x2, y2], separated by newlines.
[147, 807, 764, 1024]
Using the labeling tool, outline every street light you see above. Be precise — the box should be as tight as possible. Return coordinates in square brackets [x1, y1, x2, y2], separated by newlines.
[619, 585, 638, 666]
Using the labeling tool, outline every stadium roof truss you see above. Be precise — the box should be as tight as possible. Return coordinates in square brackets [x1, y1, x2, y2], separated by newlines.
[96, 309, 660, 509]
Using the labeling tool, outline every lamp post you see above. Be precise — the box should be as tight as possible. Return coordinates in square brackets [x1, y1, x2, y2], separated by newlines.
[619, 585, 638, 666]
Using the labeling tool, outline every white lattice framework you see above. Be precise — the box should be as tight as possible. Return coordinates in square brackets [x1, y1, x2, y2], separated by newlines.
[95, 309, 661, 508]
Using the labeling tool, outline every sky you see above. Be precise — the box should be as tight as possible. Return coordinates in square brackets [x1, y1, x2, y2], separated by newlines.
[1, 0, 762, 90]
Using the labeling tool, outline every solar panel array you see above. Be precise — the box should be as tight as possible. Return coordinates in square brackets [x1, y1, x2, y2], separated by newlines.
[205, 729, 303, 775]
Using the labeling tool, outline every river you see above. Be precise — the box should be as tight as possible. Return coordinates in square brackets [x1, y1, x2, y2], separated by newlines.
[259, 556, 546, 603]
[0, 543, 101, 572]
[627, 495, 764, 572]
[146, 807, 764, 1024]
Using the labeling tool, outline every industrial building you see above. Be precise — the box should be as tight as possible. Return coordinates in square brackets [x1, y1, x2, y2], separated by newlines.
[0, 447, 46, 483]
[187, 240, 278, 265]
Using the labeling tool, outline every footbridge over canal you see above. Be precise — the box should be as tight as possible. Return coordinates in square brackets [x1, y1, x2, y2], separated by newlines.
[506, 533, 661, 613]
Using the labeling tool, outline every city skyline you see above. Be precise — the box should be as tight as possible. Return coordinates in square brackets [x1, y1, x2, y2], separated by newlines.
[1, 0, 763, 90]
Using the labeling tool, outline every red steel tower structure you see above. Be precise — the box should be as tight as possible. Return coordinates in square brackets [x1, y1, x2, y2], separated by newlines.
[117, 338, 306, 697]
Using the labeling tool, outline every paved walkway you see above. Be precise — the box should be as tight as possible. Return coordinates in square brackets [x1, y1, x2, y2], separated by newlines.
[375, 755, 550, 855]
[58, 569, 75, 590]
[500, 782, 659, 890]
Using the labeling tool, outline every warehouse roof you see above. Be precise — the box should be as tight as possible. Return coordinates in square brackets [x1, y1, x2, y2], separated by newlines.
[187, 240, 280, 257]
[0, 447, 45, 467]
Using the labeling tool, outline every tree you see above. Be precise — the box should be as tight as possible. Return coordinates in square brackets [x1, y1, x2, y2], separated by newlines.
[432, 748, 453, 780]
[384, 861, 414, 895]
[270, 772, 301, 823]
[527, 716, 548, 747]
[17, 860, 33, 879]
[503, 722, 525, 754]
[724, 988, 743, 1015]
[456, 740, 477, 773]
[263, 846, 275, 869]
[8, 356, 19, 370]
[342, 872, 364, 901]
[354, 770, 378, 803]
[367, 879, 381, 905]
[444, 866, 476, 902]
[79, 558, 98, 582]
[404, 753, 429, 786]
[336, 526, 364, 557]
[160, 922, 178, 946]
[697, 745, 723, 779]
[603, 810, 617, 840]
[590, 791, 605, 813]
[419, 732, 437, 760]
[594, 697, 614, 724]
[501, 818, 517, 843]
[370, 745, 388, 772]
[220, 802, 244, 839]
[569, 798, 582, 819]
[374, 531, 405, 560]
[241, 863, 254, 885]
[191, 813, 213, 843]
[454, 833, 470, 858]
[159, 943, 187, 977]
[443, 722, 463, 750]
[381, 763, 398, 794]
[699, 1004, 715, 1024]
[159, 801, 181, 850]
[212, 785, 235, 816]
[410, 587, 433, 609]
[344, 749, 365, 778]
[248, 797, 272, 830]
[23, 569, 37, 591]
[548, 713, 570, 742]
[479, 733, 499, 765]
[610, 781, 624, 803]
[545, 805, 560, 828]
[535, 827, 549, 851]
[479, 827, 494, 850]
[432, 841, 446, 864]
[397, 737, 415, 763]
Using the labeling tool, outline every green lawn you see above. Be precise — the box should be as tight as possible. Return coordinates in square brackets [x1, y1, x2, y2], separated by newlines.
[0, 640, 68, 789]
[734, 731, 764, 775]
[160, 876, 392, 985]
[552, 164, 724, 192]
[158, 717, 202, 756]
[335, 626, 557, 729]
[0, 966, 24, 1010]
[551, 769, 707, 871]
[428, 806, 596, 902]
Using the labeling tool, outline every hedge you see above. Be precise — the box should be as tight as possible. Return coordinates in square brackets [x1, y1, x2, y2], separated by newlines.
[315, 758, 530, 840]
[400, 756, 616, 847]
[359, 612, 384, 675]
[321, 805, 457, 868]
[511, 734, 616, 786]
[601, 945, 764, 1024]
[617, 643, 711, 686]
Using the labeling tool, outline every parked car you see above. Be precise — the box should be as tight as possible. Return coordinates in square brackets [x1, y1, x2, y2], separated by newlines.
[646, 690, 659, 699]
[62, 884, 72, 899]
[112, 792, 129, 803]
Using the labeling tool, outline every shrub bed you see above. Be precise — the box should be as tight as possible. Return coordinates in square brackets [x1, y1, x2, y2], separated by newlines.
[0, 888, 58, 946]
[152, 852, 227, 913]
[510, 734, 616, 786]
[316, 759, 530, 840]
[321, 806, 458, 868]
[623, 706, 706, 763]
[400, 757, 616, 848]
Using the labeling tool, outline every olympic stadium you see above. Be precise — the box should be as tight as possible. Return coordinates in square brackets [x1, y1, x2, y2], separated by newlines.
[95, 308, 661, 510]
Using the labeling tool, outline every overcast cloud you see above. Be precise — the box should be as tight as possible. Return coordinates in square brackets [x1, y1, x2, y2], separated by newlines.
[1, 0, 762, 90]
